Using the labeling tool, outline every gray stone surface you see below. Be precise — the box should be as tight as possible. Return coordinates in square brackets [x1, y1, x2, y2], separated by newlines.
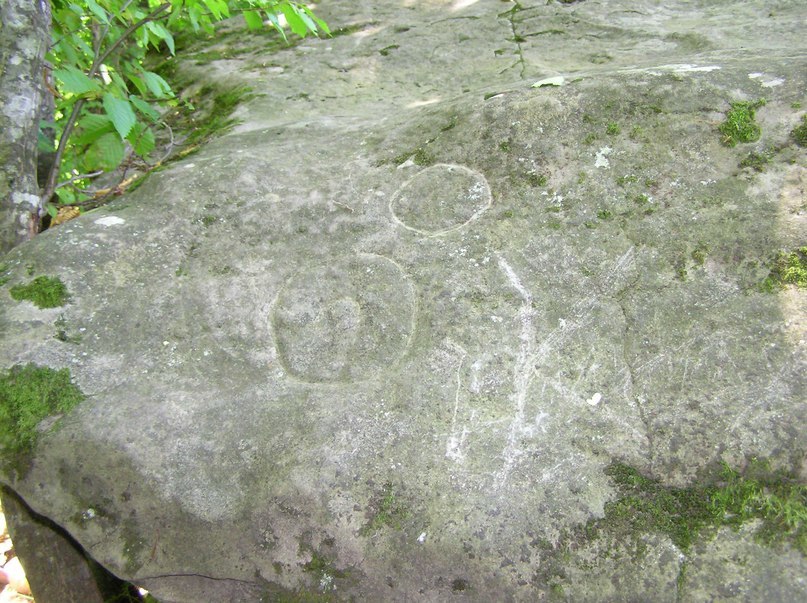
[1, 486, 127, 603]
[1, 0, 806, 601]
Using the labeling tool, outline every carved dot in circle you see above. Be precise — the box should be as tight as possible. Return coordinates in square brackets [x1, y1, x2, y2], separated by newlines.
[271, 254, 416, 383]
[391, 163, 492, 235]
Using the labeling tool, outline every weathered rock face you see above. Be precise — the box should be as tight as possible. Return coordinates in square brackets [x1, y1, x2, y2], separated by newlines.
[1, 0, 805, 601]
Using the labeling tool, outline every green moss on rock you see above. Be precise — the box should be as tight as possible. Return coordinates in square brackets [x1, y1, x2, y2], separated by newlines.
[718, 100, 765, 147]
[792, 114, 807, 147]
[187, 85, 255, 146]
[361, 481, 409, 535]
[739, 151, 771, 172]
[411, 147, 436, 166]
[0, 364, 85, 463]
[601, 463, 718, 551]
[389, 146, 435, 167]
[760, 247, 807, 292]
[599, 460, 807, 554]
[9, 275, 69, 308]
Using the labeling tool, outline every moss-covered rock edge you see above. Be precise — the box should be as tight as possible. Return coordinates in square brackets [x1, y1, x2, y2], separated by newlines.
[0, 364, 85, 474]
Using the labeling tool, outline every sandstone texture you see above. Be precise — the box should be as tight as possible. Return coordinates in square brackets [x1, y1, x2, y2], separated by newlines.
[1, 1, 805, 601]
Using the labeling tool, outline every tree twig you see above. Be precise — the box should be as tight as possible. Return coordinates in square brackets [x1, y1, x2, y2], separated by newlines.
[49, 0, 145, 51]
[90, 3, 171, 77]
[156, 122, 176, 165]
[56, 170, 104, 188]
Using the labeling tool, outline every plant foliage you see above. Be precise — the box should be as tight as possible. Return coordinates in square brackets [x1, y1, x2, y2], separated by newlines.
[44, 0, 329, 213]
[718, 99, 765, 147]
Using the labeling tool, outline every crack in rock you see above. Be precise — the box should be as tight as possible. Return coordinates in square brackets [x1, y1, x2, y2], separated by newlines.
[499, 2, 528, 78]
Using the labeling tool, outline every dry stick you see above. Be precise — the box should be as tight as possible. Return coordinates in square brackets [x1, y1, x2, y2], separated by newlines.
[40, 2, 172, 207]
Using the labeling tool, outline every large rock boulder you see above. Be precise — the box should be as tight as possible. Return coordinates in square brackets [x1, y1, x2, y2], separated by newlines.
[1, 0, 805, 600]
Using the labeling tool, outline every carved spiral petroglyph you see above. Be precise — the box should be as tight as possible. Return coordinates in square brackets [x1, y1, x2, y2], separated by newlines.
[271, 254, 416, 383]
[391, 163, 492, 235]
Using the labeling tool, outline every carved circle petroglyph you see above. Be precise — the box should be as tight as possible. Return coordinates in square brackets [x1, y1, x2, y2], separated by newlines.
[391, 163, 492, 235]
[271, 254, 416, 383]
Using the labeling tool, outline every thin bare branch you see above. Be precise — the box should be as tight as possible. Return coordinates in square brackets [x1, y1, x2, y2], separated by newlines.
[56, 170, 105, 188]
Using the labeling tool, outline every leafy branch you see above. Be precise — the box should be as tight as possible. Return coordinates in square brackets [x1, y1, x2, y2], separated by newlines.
[42, 0, 329, 216]
[42, 2, 172, 205]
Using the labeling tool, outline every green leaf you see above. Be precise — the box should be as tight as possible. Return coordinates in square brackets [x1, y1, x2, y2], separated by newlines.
[85, 0, 109, 24]
[109, 71, 128, 93]
[280, 4, 309, 37]
[103, 94, 137, 140]
[127, 123, 156, 157]
[66, 3, 83, 16]
[56, 7, 81, 31]
[74, 34, 94, 58]
[127, 74, 148, 97]
[74, 114, 116, 146]
[37, 127, 55, 153]
[53, 67, 100, 95]
[146, 21, 175, 54]
[138, 22, 150, 47]
[55, 187, 77, 206]
[84, 132, 125, 171]
[265, 12, 287, 40]
[52, 33, 93, 68]
[305, 7, 330, 35]
[296, 8, 317, 35]
[45, 204, 59, 219]
[186, 6, 201, 32]
[244, 10, 264, 31]
[129, 95, 161, 122]
[202, 0, 229, 21]
[141, 71, 173, 99]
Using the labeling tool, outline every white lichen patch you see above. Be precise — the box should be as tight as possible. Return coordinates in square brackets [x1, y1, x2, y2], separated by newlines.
[11, 192, 39, 208]
[671, 64, 721, 73]
[748, 73, 785, 87]
[1, 93, 35, 123]
[595, 147, 613, 168]
[94, 216, 126, 227]
[319, 573, 335, 592]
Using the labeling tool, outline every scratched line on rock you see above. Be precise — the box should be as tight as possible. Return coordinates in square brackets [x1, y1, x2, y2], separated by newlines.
[445, 340, 469, 462]
[495, 255, 536, 486]
[494, 247, 636, 488]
